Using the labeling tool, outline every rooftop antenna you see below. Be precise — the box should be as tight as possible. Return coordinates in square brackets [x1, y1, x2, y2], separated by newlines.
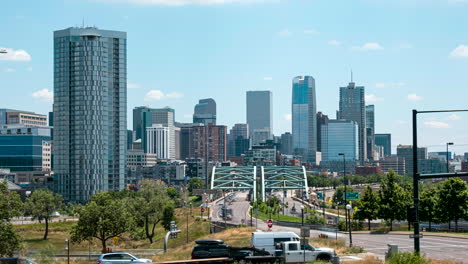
[82, 18, 85, 28]
[351, 69, 353, 83]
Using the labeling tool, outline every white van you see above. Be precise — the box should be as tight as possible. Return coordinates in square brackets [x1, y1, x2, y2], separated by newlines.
[251, 231, 300, 256]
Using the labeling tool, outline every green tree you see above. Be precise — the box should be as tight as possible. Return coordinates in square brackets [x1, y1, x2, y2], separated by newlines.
[332, 186, 354, 206]
[0, 221, 22, 257]
[377, 171, 410, 231]
[187, 177, 204, 194]
[437, 178, 468, 232]
[134, 180, 170, 243]
[71, 192, 134, 252]
[162, 204, 176, 231]
[419, 187, 439, 230]
[24, 189, 62, 240]
[0, 180, 23, 221]
[354, 185, 379, 230]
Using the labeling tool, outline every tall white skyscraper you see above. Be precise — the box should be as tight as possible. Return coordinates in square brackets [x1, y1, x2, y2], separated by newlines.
[53, 27, 127, 202]
[146, 124, 170, 159]
[292, 76, 317, 162]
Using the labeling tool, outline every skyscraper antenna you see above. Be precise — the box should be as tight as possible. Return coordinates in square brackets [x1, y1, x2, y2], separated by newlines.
[82, 18, 84, 28]
[351, 69, 353, 82]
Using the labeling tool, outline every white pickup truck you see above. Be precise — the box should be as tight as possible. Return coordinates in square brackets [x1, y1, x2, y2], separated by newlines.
[280, 241, 336, 263]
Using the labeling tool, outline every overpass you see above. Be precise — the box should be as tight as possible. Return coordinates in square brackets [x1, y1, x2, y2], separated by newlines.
[211, 166, 308, 202]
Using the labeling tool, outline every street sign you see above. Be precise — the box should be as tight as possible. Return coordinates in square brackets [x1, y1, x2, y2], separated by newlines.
[317, 192, 324, 200]
[410, 234, 423, 239]
[344, 192, 360, 200]
[267, 219, 273, 228]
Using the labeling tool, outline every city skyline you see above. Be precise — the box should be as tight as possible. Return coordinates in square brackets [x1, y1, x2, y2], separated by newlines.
[1, 0, 468, 154]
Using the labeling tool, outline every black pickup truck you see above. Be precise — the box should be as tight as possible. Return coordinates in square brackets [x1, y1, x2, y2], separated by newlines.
[191, 239, 280, 263]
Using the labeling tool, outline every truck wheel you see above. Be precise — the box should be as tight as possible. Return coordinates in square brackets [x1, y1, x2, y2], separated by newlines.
[317, 254, 331, 262]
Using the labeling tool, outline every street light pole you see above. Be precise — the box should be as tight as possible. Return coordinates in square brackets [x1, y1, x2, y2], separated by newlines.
[346, 204, 353, 247]
[446, 142, 454, 173]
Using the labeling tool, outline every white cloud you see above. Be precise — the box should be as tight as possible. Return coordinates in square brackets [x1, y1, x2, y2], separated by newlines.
[447, 114, 462, 121]
[166, 92, 184, 99]
[276, 29, 291, 37]
[352, 42, 384, 51]
[375, 83, 386, 88]
[91, 0, 276, 6]
[328, 40, 341, 46]
[0, 48, 32, 61]
[3, 68, 15, 73]
[365, 94, 384, 102]
[144, 90, 184, 101]
[303, 29, 320, 35]
[32, 89, 53, 103]
[407, 93, 423, 101]
[283, 114, 292, 121]
[262, 77, 273, 81]
[127, 82, 140, 89]
[449, 45, 468, 58]
[424, 121, 449, 129]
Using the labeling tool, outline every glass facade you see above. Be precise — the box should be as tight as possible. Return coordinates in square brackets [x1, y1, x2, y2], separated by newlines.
[0, 135, 51, 171]
[193, 98, 216, 125]
[246, 91, 272, 138]
[321, 120, 359, 161]
[292, 76, 317, 162]
[338, 82, 366, 163]
[375, 133, 391, 157]
[53, 27, 127, 202]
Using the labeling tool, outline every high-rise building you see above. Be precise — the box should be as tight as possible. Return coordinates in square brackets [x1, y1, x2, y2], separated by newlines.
[280, 132, 293, 155]
[227, 124, 249, 157]
[396, 145, 427, 176]
[338, 81, 366, 163]
[379, 156, 405, 176]
[365, 105, 375, 161]
[193, 98, 216, 125]
[320, 120, 359, 161]
[464, 153, 468, 162]
[316, 112, 329, 152]
[180, 124, 227, 162]
[375, 134, 392, 157]
[292, 76, 317, 162]
[133, 107, 176, 159]
[0, 109, 47, 127]
[146, 124, 170, 159]
[53, 27, 127, 202]
[246, 91, 272, 138]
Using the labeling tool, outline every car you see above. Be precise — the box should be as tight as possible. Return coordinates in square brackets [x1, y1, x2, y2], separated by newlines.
[0, 258, 36, 264]
[191, 239, 251, 260]
[96, 253, 152, 264]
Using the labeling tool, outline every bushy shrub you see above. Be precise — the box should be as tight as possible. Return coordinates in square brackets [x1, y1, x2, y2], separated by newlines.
[388, 252, 428, 264]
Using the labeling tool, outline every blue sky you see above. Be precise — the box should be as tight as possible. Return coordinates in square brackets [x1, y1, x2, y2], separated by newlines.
[1, 0, 468, 154]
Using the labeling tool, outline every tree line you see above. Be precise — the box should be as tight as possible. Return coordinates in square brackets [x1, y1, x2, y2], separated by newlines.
[345, 171, 468, 232]
[0, 178, 204, 256]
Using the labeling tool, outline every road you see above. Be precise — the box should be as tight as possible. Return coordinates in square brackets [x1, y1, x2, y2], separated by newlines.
[211, 191, 251, 225]
[352, 233, 468, 262]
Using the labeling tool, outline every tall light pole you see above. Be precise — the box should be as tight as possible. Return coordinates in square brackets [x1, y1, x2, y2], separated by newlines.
[446, 142, 454, 173]
[338, 153, 347, 230]
[346, 204, 353, 247]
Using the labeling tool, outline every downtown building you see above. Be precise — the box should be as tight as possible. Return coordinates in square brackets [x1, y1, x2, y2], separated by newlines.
[193, 98, 216, 125]
[338, 81, 367, 164]
[366, 105, 375, 161]
[375, 133, 392, 157]
[0, 109, 48, 127]
[396, 145, 428, 176]
[53, 27, 127, 202]
[246, 91, 273, 142]
[292, 76, 317, 163]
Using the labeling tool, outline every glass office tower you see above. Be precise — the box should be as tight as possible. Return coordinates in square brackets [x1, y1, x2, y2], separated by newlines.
[292, 76, 317, 162]
[53, 27, 127, 202]
[246, 91, 272, 138]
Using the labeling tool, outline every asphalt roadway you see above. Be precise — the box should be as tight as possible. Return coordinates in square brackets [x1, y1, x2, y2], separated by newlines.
[352, 233, 468, 262]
